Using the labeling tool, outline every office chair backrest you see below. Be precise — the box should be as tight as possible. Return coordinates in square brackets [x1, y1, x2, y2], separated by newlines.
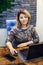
[6, 20, 16, 35]
[6, 19, 18, 47]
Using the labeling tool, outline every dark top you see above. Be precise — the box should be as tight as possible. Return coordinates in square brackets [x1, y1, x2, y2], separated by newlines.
[6, 25, 39, 46]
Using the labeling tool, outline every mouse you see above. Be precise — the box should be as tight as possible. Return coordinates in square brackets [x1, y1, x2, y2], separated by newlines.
[13, 52, 18, 56]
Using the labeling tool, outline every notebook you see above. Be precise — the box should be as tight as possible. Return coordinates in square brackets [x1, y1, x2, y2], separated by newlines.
[18, 42, 43, 62]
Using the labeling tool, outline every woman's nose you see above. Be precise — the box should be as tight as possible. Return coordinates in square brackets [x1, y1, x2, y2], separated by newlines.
[23, 17, 25, 20]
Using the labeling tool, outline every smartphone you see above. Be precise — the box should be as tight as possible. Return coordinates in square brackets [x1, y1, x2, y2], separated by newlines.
[4, 54, 16, 61]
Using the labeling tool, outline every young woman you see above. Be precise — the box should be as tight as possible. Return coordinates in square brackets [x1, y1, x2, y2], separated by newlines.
[6, 9, 39, 55]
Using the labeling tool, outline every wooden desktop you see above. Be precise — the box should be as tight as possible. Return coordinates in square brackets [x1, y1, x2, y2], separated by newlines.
[0, 46, 43, 65]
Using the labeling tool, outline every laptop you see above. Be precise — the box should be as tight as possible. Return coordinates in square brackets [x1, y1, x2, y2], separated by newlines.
[18, 42, 43, 62]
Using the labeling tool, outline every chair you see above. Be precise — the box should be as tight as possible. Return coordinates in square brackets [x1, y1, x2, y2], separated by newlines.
[6, 20, 18, 47]
[6, 20, 16, 35]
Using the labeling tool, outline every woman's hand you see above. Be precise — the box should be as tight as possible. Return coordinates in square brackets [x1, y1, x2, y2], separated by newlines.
[6, 41, 17, 55]
[10, 47, 17, 55]
[17, 41, 33, 47]
[17, 43, 26, 47]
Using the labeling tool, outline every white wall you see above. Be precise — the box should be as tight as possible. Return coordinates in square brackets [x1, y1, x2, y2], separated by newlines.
[36, 0, 43, 42]
[0, 0, 43, 47]
[0, 29, 7, 47]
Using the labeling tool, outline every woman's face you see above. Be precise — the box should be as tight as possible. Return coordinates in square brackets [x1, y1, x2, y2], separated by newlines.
[19, 13, 28, 26]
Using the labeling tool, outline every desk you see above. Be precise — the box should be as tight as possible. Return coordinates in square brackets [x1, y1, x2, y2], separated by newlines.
[0, 47, 43, 65]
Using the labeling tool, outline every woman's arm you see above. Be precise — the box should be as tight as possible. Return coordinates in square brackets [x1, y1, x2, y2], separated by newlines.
[17, 26, 39, 47]
[31, 26, 39, 43]
[6, 41, 17, 55]
[6, 28, 17, 55]
[17, 40, 33, 47]
[6, 41, 14, 50]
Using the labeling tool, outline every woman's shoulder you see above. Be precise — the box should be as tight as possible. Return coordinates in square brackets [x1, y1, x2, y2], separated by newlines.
[10, 26, 17, 31]
[28, 25, 34, 30]
[11, 26, 22, 32]
[11, 25, 34, 32]
[30, 25, 34, 28]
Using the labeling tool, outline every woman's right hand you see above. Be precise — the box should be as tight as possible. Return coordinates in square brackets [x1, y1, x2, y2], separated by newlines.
[10, 47, 17, 55]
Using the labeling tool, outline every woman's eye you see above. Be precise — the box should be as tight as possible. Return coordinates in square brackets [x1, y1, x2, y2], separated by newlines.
[24, 16, 27, 18]
[20, 17, 23, 19]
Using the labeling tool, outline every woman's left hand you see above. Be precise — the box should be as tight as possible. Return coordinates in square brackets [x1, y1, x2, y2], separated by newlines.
[17, 41, 33, 47]
[17, 43, 26, 47]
